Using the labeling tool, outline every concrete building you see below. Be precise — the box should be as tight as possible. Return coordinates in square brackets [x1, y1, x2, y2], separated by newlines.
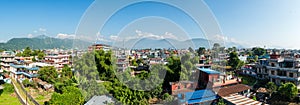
[0, 51, 15, 72]
[267, 53, 300, 89]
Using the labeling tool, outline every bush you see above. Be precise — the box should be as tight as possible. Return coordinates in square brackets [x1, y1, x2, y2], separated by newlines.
[22, 79, 33, 87]
[3, 83, 14, 93]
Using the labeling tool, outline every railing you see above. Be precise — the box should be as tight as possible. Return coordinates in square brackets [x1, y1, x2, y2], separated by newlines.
[16, 80, 40, 105]
[12, 82, 26, 105]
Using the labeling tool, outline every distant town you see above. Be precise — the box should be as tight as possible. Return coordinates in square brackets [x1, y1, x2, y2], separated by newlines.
[1, 41, 300, 105]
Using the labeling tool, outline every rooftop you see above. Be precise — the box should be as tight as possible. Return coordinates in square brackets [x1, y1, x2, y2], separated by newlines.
[178, 89, 217, 104]
[198, 68, 221, 74]
[218, 84, 251, 97]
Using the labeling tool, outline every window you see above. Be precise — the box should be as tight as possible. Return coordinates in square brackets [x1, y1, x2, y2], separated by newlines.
[289, 73, 294, 77]
[271, 71, 275, 75]
[271, 63, 275, 67]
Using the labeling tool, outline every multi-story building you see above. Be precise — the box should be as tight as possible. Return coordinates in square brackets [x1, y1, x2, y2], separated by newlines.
[88, 43, 111, 52]
[196, 68, 241, 89]
[44, 54, 70, 70]
[267, 52, 300, 89]
[116, 55, 129, 72]
[0, 51, 15, 72]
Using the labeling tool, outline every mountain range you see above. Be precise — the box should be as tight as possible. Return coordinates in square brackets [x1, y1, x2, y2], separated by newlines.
[0, 35, 91, 50]
[112, 38, 243, 49]
[0, 35, 243, 50]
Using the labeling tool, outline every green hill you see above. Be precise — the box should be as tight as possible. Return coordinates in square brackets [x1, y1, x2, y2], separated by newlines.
[0, 36, 92, 50]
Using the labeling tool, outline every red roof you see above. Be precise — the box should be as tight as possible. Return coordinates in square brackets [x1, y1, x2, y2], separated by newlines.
[217, 84, 251, 96]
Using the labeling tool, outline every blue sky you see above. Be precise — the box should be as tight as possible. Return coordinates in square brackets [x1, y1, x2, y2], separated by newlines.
[1, 0, 300, 49]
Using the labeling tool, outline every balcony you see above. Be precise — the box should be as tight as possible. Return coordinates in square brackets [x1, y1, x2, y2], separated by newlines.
[266, 66, 300, 72]
[269, 75, 298, 81]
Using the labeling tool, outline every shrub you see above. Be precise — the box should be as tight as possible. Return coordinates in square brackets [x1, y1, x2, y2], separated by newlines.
[3, 83, 14, 93]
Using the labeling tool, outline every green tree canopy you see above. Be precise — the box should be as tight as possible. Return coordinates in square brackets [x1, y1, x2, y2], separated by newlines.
[252, 47, 266, 56]
[61, 65, 72, 78]
[228, 51, 244, 70]
[278, 82, 298, 100]
[266, 82, 277, 96]
[23, 47, 32, 57]
[38, 66, 58, 84]
[48, 86, 84, 105]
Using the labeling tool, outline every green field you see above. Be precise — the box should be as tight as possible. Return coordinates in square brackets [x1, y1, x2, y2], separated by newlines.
[0, 93, 21, 105]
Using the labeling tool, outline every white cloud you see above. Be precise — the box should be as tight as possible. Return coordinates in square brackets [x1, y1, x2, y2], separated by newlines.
[134, 30, 178, 40]
[212, 34, 254, 48]
[28, 34, 33, 38]
[56, 33, 75, 39]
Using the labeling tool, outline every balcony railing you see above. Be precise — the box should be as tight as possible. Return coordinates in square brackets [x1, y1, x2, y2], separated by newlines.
[266, 66, 300, 72]
[269, 75, 298, 81]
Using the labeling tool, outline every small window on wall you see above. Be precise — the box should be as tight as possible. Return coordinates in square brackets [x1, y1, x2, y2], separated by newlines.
[271, 71, 275, 75]
[271, 63, 275, 67]
[289, 73, 294, 77]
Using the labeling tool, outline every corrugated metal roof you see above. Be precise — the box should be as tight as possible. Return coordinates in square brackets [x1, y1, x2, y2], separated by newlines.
[198, 68, 221, 74]
[178, 89, 217, 104]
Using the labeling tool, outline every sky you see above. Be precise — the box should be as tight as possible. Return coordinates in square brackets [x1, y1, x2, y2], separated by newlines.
[1, 0, 300, 49]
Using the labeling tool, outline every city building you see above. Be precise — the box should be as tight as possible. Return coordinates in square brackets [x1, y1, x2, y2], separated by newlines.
[44, 53, 70, 70]
[0, 51, 15, 72]
[88, 43, 111, 52]
[267, 52, 300, 89]
[196, 68, 241, 89]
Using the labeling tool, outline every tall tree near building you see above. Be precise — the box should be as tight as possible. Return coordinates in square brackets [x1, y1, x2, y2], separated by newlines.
[38, 66, 58, 83]
[252, 47, 266, 56]
[228, 51, 244, 70]
[48, 86, 84, 105]
[188, 47, 194, 53]
[278, 82, 298, 100]
[37, 52, 45, 60]
[23, 47, 32, 57]
[266, 82, 277, 97]
[197, 47, 206, 56]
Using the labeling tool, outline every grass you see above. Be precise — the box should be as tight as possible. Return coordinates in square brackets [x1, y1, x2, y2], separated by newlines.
[0, 91, 21, 105]
[27, 87, 53, 105]
[11, 79, 35, 105]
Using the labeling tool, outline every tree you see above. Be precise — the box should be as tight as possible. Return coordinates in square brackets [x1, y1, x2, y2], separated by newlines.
[217, 98, 226, 105]
[136, 58, 144, 65]
[38, 66, 58, 84]
[188, 47, 194, 53]
[61, 65, 72, 78]
[162, 93, 174, 102]
[48, 86, 84, 105]
[266, 82, 277, 97]
[252, 47, 266, 56]
[3, 83, 14, 94]
[22, 79, 33, 87]
[278, 82, 298, 100]
[32, 57, 37, 62]
[228, 51, 243, 70]
[131, 59, 138, 66]
[37, 52, 45, 60]
[23, 47, 32, 57]
[212, 43, 221, 51]
[94, 50, 116, 81]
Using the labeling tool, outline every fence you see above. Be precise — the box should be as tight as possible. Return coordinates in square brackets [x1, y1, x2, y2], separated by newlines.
[16, 80, 40, 105]
[13, 82, 26, 105]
